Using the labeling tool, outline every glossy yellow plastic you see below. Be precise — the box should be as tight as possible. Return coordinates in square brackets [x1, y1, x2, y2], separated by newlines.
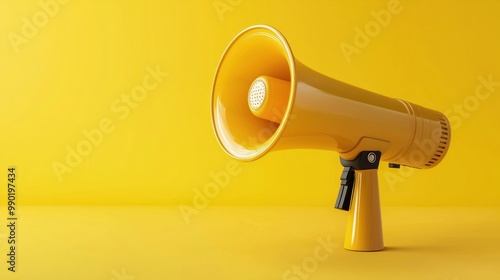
[345, 169, 384, 251]
[211, 25, 451, 168]
[210, 25, 452, 251]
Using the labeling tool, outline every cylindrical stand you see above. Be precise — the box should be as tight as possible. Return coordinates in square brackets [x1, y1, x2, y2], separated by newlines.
[344, 169, 384, 251]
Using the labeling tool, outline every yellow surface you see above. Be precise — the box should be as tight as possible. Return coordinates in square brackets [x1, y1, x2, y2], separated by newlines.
[0, 206, 499, 279]
[0, 0, 500, 279]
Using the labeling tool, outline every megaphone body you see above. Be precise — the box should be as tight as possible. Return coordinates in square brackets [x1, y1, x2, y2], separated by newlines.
[211, 25, 451, 251]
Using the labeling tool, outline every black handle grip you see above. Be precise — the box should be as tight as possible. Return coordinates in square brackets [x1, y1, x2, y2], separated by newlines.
[334, 166, 355, 211]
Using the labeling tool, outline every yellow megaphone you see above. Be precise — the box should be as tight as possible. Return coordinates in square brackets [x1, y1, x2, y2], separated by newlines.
[211, 25, 451, 251]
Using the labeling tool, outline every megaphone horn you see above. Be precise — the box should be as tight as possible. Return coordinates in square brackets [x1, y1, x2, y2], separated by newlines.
[211, 25, 451, 251]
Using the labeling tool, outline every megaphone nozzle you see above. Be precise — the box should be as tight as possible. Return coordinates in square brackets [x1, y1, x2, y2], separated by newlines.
[247, 75, 290, 123]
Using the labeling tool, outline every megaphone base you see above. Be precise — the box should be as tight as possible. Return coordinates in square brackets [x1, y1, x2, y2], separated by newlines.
[344, 168, 384, 251]
[335, 151, 384, 251]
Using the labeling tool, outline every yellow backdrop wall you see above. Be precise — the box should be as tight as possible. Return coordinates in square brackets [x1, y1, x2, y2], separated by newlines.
[1, 0, 499, 207]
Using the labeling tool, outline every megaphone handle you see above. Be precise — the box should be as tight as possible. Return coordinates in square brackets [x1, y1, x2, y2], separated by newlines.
[344, 168, 384, 251]
[336, 151, 384, 251]
[334, 166, 355, 210]
[335, 151, 381, 211]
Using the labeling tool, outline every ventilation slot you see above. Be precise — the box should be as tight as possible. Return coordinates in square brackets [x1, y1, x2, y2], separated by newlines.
[425, 117, 450, 167]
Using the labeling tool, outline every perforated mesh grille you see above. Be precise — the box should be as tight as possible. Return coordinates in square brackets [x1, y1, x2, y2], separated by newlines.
[249, 80, 266, 110]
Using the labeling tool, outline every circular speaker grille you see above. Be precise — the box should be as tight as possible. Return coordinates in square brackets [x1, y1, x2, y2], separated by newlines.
[249, 79, 267, 110]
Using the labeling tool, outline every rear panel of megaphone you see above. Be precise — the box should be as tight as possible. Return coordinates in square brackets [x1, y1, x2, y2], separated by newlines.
[211, 25, 451, 169]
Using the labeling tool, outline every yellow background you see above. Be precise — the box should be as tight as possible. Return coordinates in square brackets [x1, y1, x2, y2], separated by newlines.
[0, 0, 500, 279]
[0, 0, 499, 207]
